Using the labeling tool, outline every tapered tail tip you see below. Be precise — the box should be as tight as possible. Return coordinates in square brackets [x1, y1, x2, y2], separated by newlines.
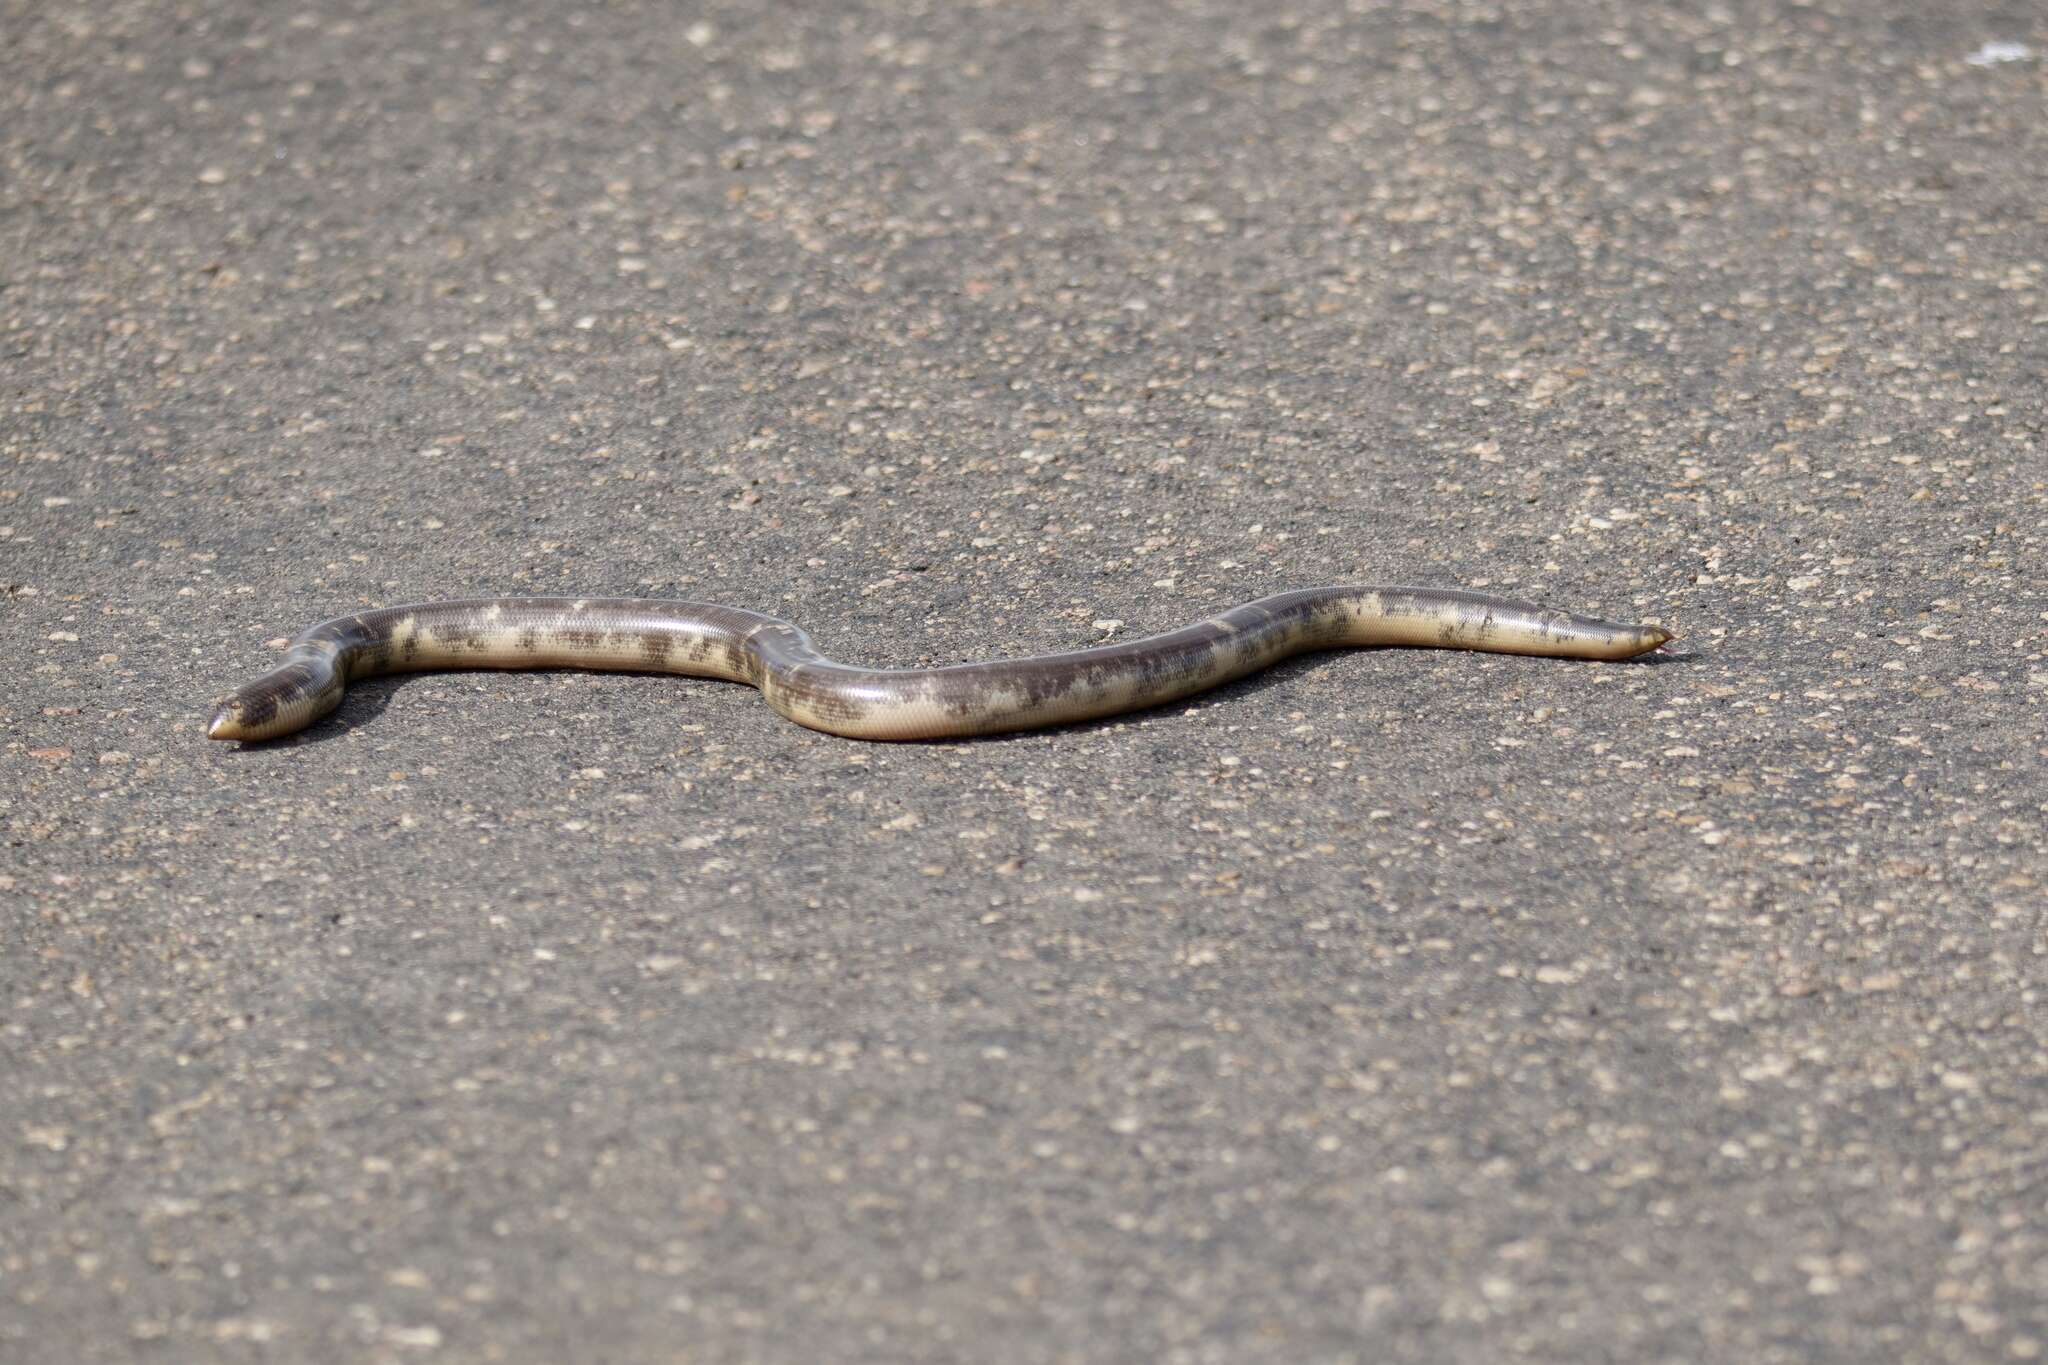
[206, 705, 242, 741]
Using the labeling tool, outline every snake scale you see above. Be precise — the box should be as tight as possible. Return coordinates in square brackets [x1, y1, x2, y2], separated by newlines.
[207, 588, 1672, 743]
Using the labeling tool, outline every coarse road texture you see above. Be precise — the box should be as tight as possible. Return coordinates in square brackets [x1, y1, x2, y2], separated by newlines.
[4, 2, 2044, 1362]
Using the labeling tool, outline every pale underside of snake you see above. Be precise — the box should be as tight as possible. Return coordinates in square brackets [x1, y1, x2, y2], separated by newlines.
[206, 587, 1673, 743]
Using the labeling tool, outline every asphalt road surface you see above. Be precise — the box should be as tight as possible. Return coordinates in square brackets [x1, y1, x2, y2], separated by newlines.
[5, 2, 2045, 1361]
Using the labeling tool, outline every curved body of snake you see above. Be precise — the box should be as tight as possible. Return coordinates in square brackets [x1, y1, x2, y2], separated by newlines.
[206, 588, 1672, 743]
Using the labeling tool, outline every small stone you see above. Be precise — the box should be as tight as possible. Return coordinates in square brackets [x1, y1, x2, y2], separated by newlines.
[1965, 40, 2032, 65]
[384, 1324, 443, 1349]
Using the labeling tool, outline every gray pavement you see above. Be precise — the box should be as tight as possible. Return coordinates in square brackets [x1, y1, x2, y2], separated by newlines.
[4, 1, 2045, 1360]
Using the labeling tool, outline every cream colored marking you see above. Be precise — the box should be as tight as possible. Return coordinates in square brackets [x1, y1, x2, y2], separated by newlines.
[389, 614, 419, 650]
[1204, 616, 1238, 634]
[571, 599, 588, 611]
[483, 604, 504, 622]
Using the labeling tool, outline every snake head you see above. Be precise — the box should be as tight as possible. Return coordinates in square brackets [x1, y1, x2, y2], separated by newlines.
[205, 699, 249, 740]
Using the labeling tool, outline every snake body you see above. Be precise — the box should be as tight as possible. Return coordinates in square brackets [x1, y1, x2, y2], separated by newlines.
[206, 587, 1671, 743]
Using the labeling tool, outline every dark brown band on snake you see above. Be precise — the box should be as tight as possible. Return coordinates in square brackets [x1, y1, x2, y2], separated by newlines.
[206, 588, 1673, 743]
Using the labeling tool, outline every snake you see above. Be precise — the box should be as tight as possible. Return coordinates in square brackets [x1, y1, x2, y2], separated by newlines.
[206, 587, 1672, 743]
